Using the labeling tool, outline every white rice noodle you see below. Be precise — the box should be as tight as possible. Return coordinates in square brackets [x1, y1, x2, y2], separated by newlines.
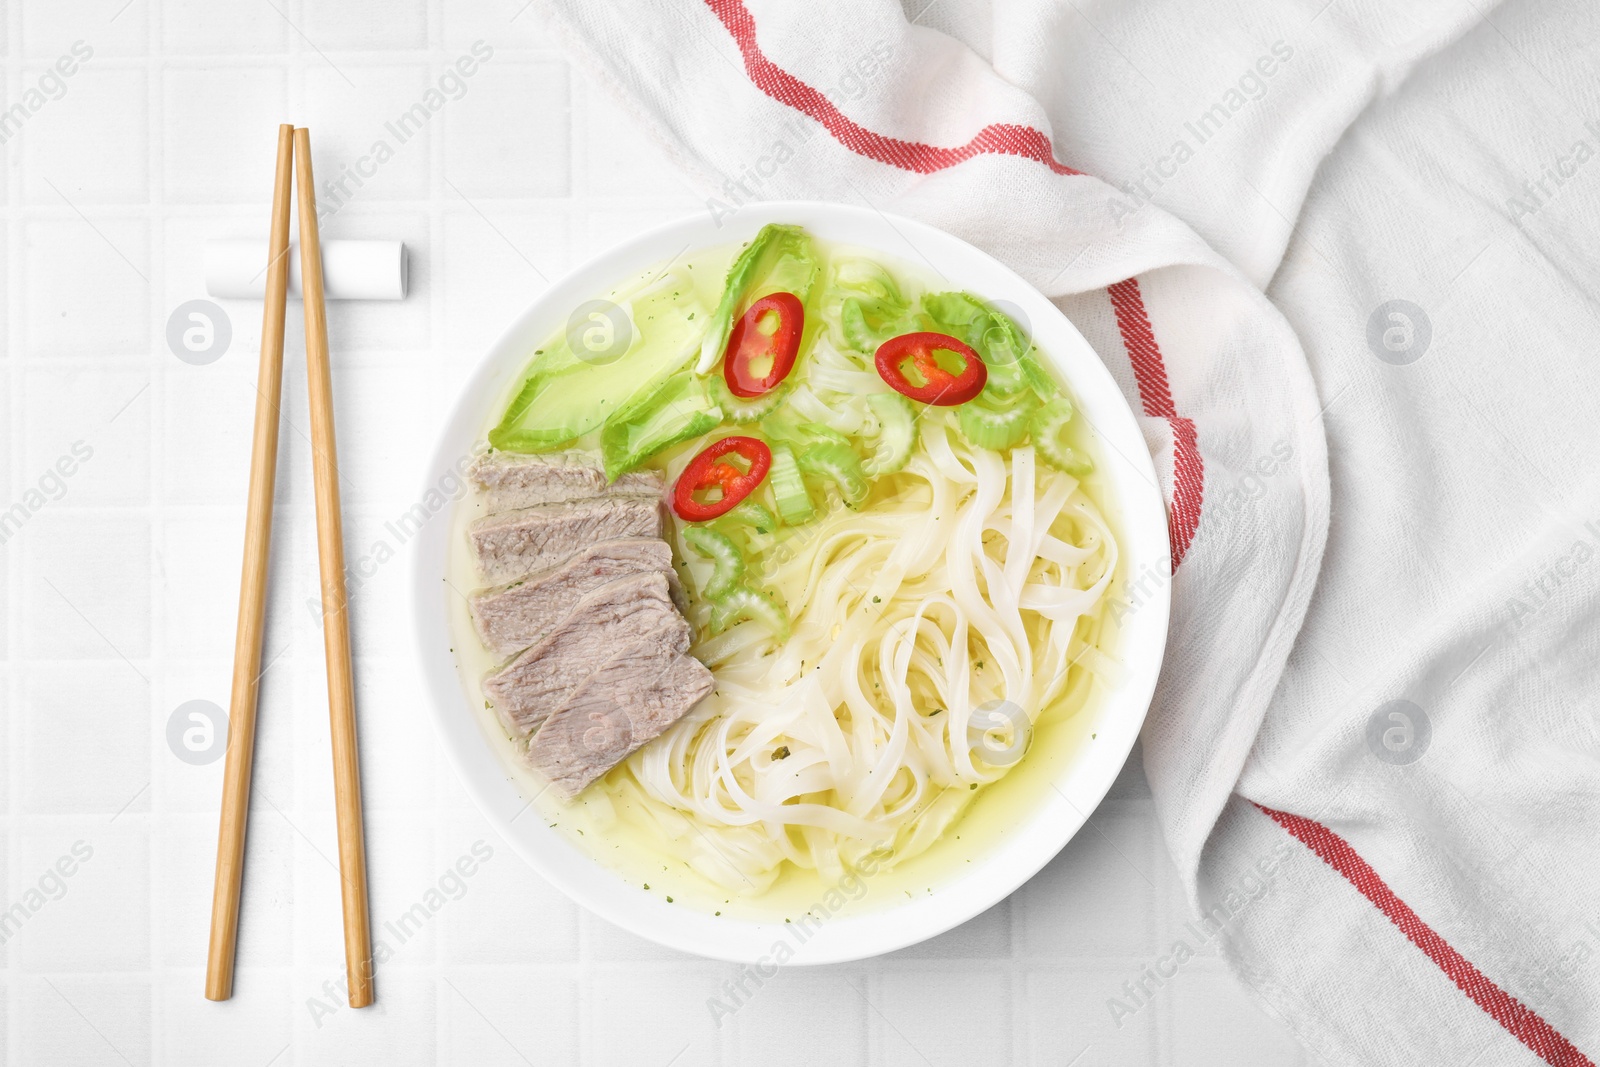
[609, 416, 1120, 891]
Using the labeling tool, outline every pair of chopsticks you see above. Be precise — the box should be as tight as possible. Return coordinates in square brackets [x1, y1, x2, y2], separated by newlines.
[205, 125, 374, 1007]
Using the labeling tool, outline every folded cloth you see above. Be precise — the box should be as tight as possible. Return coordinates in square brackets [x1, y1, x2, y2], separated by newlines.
[541, 1, 1600, 1063]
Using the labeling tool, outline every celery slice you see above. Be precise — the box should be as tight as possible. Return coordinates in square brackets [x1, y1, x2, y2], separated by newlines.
[861, 392, 915, 476]
[959, 396, 1035, 451]
[718, 499, 777, 535]
[1031, 398, 1093, 475]
[708, 374, 789, 423]
[708, 585, 791, 642]
[768, 442, 815, 525]
[821, 257, 915, 354]
[684, 526, 745, 599]
[797, 441, 869, 507]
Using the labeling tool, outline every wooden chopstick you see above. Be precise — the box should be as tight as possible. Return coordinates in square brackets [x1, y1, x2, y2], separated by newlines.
[206, 123, 296, 1002]
[293, 126, 376, 1009]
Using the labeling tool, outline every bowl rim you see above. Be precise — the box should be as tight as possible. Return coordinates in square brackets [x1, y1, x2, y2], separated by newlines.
[409, 200, 1171, 965]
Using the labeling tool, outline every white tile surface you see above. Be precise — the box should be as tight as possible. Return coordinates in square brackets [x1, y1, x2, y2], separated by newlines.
[443, 59, 571, 199]
[576, 78, 696, 201]
[161, 67, 291, 204]
[436, 823, 581, 963]
[15, 974, 151, 1065]
[21, 66, 150, 206]
[0, 4, 1310, 1065]
[1013, 802, 1164, 960]
[18, 662, 149, 815]
[295, 968, 438, 1065]
[301, 62, 436, 205]
[439, 965, 580, 1066]
[160, 0, 288, 55]
[873, 966, 1017, 1067]
[727, 967, 870, 1067]
[581, 960, 727, 1066]
[22, 217, 150, 355]
[22, 365, 149, 506]
[157, 968, 293, 1066]
[297, 5, 429, 53]
[1027, 968, 1159, 1066]
[14, 824, 149, 973]
[441, 3, 560, 56]
[440, 206, 566, 368]
[1167, 959, 1309, 1067]
[21, 2, 146, 58]
[20, 510, 152, 661]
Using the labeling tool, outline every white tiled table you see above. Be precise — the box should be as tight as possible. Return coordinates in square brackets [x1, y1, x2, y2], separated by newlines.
[0, 3, 1309, 1063]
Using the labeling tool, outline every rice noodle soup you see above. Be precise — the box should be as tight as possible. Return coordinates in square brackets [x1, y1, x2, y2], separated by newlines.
[448, 225, 1124, 918]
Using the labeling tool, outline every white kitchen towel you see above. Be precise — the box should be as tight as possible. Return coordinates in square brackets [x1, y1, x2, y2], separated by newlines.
[539, 0, 1600, 1064]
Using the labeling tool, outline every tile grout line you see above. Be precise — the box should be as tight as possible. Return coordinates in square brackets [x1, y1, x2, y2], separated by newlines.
[147, 2, 166, 1059]
[6, 2, 24, 1064]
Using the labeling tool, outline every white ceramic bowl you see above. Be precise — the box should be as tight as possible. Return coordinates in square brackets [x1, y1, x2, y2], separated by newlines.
[410, 201, 1170, 964]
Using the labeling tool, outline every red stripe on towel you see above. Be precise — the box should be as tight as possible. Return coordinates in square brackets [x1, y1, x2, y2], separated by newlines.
[1259, 805, 1595, 1067]
[1108, 278, 1203, 569]
[703, 0, 1080, 175]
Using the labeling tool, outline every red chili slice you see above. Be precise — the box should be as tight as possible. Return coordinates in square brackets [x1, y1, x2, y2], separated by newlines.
[672, 436, 773, 521]
[723, 292, 804, 398]
[874, 332, 988, 406]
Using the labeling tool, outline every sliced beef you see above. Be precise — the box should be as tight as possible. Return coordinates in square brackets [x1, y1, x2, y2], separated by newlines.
[483, 571, 687, 739]
[470, 451, 662, 514]
[469, 538, 678, 657]
[468, 452, 711, 793]
[528, 633, 714, 797]
[470, 495, 663, 586]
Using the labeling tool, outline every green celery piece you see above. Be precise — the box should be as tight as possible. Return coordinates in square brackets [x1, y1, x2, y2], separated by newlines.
[708, 373, 789, 423]
[684, 526, 746, 598]
[822, 257, 913, 353]
[764, 418, 881, 502]
[959, 394, 1036, 451]
[599, 370, 721, 481]
[758, 418, 846, 451]
[698, 224, 818, 373]
[708, 585, 791, 642]
[767, 442, 815, 525]
[797, 441, 869, 506]
[921, 291, 1056, 404]
[490, 269, 707, 452]
[716, 498, 777, 535]
[1031, 398, 1093, 475]
[861, 392, 916, 476]
[840, 299, 883, 353]
[920, 291, 987, 337]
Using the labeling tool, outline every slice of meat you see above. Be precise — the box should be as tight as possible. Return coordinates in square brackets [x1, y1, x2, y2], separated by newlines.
[470, 496, 663, 585]
[470, 451, 662, 514]
[469, 539, 678, 657]
[528, 635, 714, 797]
[483, 571, 686, 739]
